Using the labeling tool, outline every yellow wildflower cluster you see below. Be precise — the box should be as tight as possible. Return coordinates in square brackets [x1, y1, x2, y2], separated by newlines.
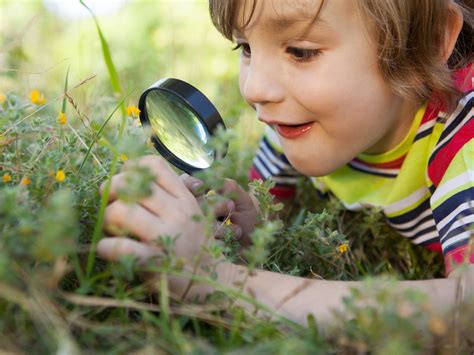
[126, 105, 141, 118]
[55, 169, 66, 182]
[0, 93, 6, 105]
[337, 243, 349, 255]
[119, 154, 129, 162]
[20, 177, 31, 186]
[2, 173, 12, 183]
[57, 112, 67, 125]
[30, 90, 46, 105]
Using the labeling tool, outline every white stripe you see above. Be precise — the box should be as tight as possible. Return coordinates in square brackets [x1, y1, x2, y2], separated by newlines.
[411, 230, 439, 245]
[342, 201, 367, 210]
[349, 161, 398, 175]
[388, 208, 432, 229]
[438, 201, 474, 230]
[443, 91, 473, 125]
[272, 176, 300, 185]
[254, 157, 271, 179]
[384, 187, 429, 214]
[436, 109, 473, 149]
[442, 230, 473, 250]
[434, 92, 473, 149]
[261, 143, 295, 171]
[256, 152, 280, 175]
[397, 219, 436, 238]
[431, 170, 474, 205]
[416, 119, 436, 135]
[440, 215, 474, 242]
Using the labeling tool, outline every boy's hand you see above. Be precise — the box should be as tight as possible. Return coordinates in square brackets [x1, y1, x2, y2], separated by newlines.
[180, 174, 259, 247]
[97, 155, 217, 297]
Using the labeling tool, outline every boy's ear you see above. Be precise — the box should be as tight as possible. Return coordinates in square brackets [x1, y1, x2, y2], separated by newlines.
[442, 2, 464, 61]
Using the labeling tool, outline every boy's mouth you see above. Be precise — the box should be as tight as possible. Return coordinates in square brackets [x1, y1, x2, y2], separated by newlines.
[275, 122, 314, 139]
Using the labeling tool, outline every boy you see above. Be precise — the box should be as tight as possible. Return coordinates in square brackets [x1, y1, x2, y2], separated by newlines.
[98, 0, 473, 327]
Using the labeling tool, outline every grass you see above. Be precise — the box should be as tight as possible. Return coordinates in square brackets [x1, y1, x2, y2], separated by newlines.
[1, 1, 473, 354]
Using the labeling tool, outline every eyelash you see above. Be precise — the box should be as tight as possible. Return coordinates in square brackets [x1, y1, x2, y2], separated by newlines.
[232, 43, 321, 63]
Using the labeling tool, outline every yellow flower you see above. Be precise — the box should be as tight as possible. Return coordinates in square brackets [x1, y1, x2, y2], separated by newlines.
[119, 154, 128, 161]
[30, 90, 46, 105]
[337, 243, 349, 255]
[146, 137, 154, 148]
[57, 112, 67, 125]
[20, 176, 31, 186]
[126, 105, 141, 118]
[2, 173, 12, 183]
[428, 316, 447, 336]
[55, 169, 66, 182]
[0, 93, 6, 105]
[224, 216, 232, 225]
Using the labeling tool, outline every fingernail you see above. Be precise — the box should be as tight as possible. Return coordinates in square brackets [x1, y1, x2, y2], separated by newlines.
[234, 225, 242, 239]
[227, 200, 235, 211]
[192, 181, 203, 192]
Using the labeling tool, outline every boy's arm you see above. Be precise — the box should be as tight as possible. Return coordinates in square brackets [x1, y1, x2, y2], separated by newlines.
[205, 261, 473, 328]
[98, 155, 473, 331]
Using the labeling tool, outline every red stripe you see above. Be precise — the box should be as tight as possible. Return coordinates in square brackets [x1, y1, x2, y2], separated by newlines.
[428, 119, 474, 186]
[421, 101, 441, 124]
[425, 64, 472, 115]
[444, 244, 474, 275]
[249, 166, 296, 199]
[353, 155, 406, 169]
[453, 63, 473, 92]
[249, 165, 263, 181]
[425, 241, 442, 253]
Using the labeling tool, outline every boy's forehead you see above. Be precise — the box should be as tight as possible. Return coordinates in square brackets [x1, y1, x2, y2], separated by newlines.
[233, 0, 334, 36]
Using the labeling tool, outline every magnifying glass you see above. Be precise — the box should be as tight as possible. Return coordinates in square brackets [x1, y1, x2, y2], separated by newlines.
[138, 78, 227, 174]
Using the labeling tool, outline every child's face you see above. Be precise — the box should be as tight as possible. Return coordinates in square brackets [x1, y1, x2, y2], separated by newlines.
[235, 0, 419, 176]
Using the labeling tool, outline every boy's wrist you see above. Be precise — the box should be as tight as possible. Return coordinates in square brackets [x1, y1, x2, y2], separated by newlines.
[172, 261, 241, 301]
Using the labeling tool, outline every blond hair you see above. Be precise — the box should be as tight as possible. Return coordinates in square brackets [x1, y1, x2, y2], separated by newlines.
[209, 0, 473, 112]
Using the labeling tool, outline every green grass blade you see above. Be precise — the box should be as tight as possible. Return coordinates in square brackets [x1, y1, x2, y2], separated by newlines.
[79, 0, 126, 116]
[77, 96, 125, 174]
[61, 66, 70, 114]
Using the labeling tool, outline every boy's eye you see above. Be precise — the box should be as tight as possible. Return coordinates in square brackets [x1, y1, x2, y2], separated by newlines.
[232, 43, 320, 63]
[232, 43, 251, 58]
[286, 47, 321, 62]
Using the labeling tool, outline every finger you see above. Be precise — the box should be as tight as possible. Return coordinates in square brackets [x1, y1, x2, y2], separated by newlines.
[106, 171, 176, 215]
[104, 200, 163, 242]
[100, 172, 133, 202]
[123, 155, 190, 199]
[214, 199, 235, 218]
[214, 221, 242, 240]
[139, 182, 178, 216]
[179, 173, 205, 197]
[97, 237, 160, 264]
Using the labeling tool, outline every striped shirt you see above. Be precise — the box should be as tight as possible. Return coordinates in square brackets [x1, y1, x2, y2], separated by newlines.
[250, 64, 474, 275]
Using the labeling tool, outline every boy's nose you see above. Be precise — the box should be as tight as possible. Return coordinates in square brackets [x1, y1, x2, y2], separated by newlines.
[240, 57, 284, 106]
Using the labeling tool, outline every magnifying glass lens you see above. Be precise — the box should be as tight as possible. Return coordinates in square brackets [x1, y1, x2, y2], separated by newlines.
[145, 90, 214, 169]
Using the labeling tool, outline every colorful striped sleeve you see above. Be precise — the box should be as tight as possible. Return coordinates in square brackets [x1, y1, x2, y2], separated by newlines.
[428, 88, 474, 275]
[249, 126, 301, 199]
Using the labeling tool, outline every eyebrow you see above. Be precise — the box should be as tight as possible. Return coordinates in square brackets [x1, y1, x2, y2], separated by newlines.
[268, 16, 326, 32]
[233, 15, 330, 38]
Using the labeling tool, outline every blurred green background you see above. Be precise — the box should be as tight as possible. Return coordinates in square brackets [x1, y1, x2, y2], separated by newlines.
[0, 0, 263, 149]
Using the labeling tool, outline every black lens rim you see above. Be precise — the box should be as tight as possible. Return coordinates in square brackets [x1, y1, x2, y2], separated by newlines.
[138, 78, 227, 174]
